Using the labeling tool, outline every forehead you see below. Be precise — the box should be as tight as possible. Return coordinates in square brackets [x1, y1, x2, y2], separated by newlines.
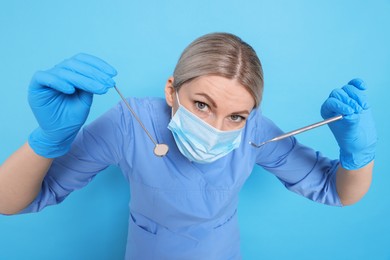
[179, 75, 255, 109]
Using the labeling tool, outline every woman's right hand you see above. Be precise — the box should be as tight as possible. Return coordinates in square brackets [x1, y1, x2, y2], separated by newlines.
[28, 53, 117, 158]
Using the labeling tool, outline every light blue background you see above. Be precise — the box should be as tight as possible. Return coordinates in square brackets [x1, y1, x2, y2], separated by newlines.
[1, 1, 389, 259]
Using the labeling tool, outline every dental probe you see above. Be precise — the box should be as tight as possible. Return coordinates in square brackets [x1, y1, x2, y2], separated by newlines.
[249, 114, 343, 148]
[114, 86, 169, 157]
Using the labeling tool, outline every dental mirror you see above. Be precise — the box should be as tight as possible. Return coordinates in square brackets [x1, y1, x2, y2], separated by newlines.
[114, 86, 169, 157]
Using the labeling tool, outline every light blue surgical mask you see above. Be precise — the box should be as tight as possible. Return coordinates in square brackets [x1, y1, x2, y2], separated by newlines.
[168, 92, 243, 163]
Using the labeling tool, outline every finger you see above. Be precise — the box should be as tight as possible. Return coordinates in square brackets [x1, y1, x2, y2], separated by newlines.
[48, 67, 113, 94]
[342, 84, 369, 110]
[321, 97, 355, 119]
[30, 71, 76, 94]
[329, 88, 363, 113]
[348, 78, 367, 91]
[55, 58, 116, 86]
[72, 53, 117, 77]
[77, 89, 94, 106]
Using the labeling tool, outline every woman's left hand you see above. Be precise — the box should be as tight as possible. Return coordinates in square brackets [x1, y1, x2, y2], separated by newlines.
[321, 78, 377, 170]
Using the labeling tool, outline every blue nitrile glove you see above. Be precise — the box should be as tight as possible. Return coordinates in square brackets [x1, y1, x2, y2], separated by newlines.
[321, 78, 377, 170]
[28, 53, 117, 158]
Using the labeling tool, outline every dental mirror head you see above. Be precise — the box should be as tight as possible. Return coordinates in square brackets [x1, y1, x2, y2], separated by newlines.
[154, 144, 169, 157]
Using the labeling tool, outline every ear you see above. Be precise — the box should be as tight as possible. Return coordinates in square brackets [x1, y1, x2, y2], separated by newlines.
[165, 76, 175, 107]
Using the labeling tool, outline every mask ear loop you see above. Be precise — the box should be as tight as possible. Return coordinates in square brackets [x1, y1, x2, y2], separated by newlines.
[171, 91, 182, 118]
[175, 91, 182, 106]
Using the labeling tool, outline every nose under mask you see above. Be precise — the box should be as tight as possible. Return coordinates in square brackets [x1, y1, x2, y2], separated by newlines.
[167, 92, 243, 163]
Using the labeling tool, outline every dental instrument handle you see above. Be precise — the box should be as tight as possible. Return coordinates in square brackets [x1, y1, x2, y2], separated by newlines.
[250, 115, 343, 148]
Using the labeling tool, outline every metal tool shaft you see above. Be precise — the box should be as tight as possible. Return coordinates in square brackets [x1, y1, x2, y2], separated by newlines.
[250, 115, 343, 148]
[114, 86, 158, 146]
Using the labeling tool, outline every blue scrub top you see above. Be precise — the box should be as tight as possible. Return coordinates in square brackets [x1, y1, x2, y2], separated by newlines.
[21, 97, 342, 259]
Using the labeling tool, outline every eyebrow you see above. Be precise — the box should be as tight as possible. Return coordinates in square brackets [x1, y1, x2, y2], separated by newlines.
[195, 93, 218, 108]
[194, 93, 251, 115]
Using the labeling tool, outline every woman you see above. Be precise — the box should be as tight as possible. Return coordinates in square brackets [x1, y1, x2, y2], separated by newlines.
[0, 33, 376, 259]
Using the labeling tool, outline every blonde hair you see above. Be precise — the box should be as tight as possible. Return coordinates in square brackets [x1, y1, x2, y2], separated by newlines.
[173, 32, 264, 107]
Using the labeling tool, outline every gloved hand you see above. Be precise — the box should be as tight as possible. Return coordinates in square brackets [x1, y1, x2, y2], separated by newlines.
[321, 78, 377, 170]
[28, 53, 117, 158]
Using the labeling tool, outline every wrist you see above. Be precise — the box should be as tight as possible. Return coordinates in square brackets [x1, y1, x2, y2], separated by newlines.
[28, 128, 76, 158]
[339, 148, 375, 170]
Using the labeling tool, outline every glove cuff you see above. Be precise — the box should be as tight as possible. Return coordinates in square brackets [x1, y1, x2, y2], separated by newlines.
[28, 128, 76, 158]
[340, 147, 376, 170]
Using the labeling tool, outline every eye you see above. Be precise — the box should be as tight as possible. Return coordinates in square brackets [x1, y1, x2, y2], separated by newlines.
[229, 115, 246, 123]
[195, 101, 209, 112]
